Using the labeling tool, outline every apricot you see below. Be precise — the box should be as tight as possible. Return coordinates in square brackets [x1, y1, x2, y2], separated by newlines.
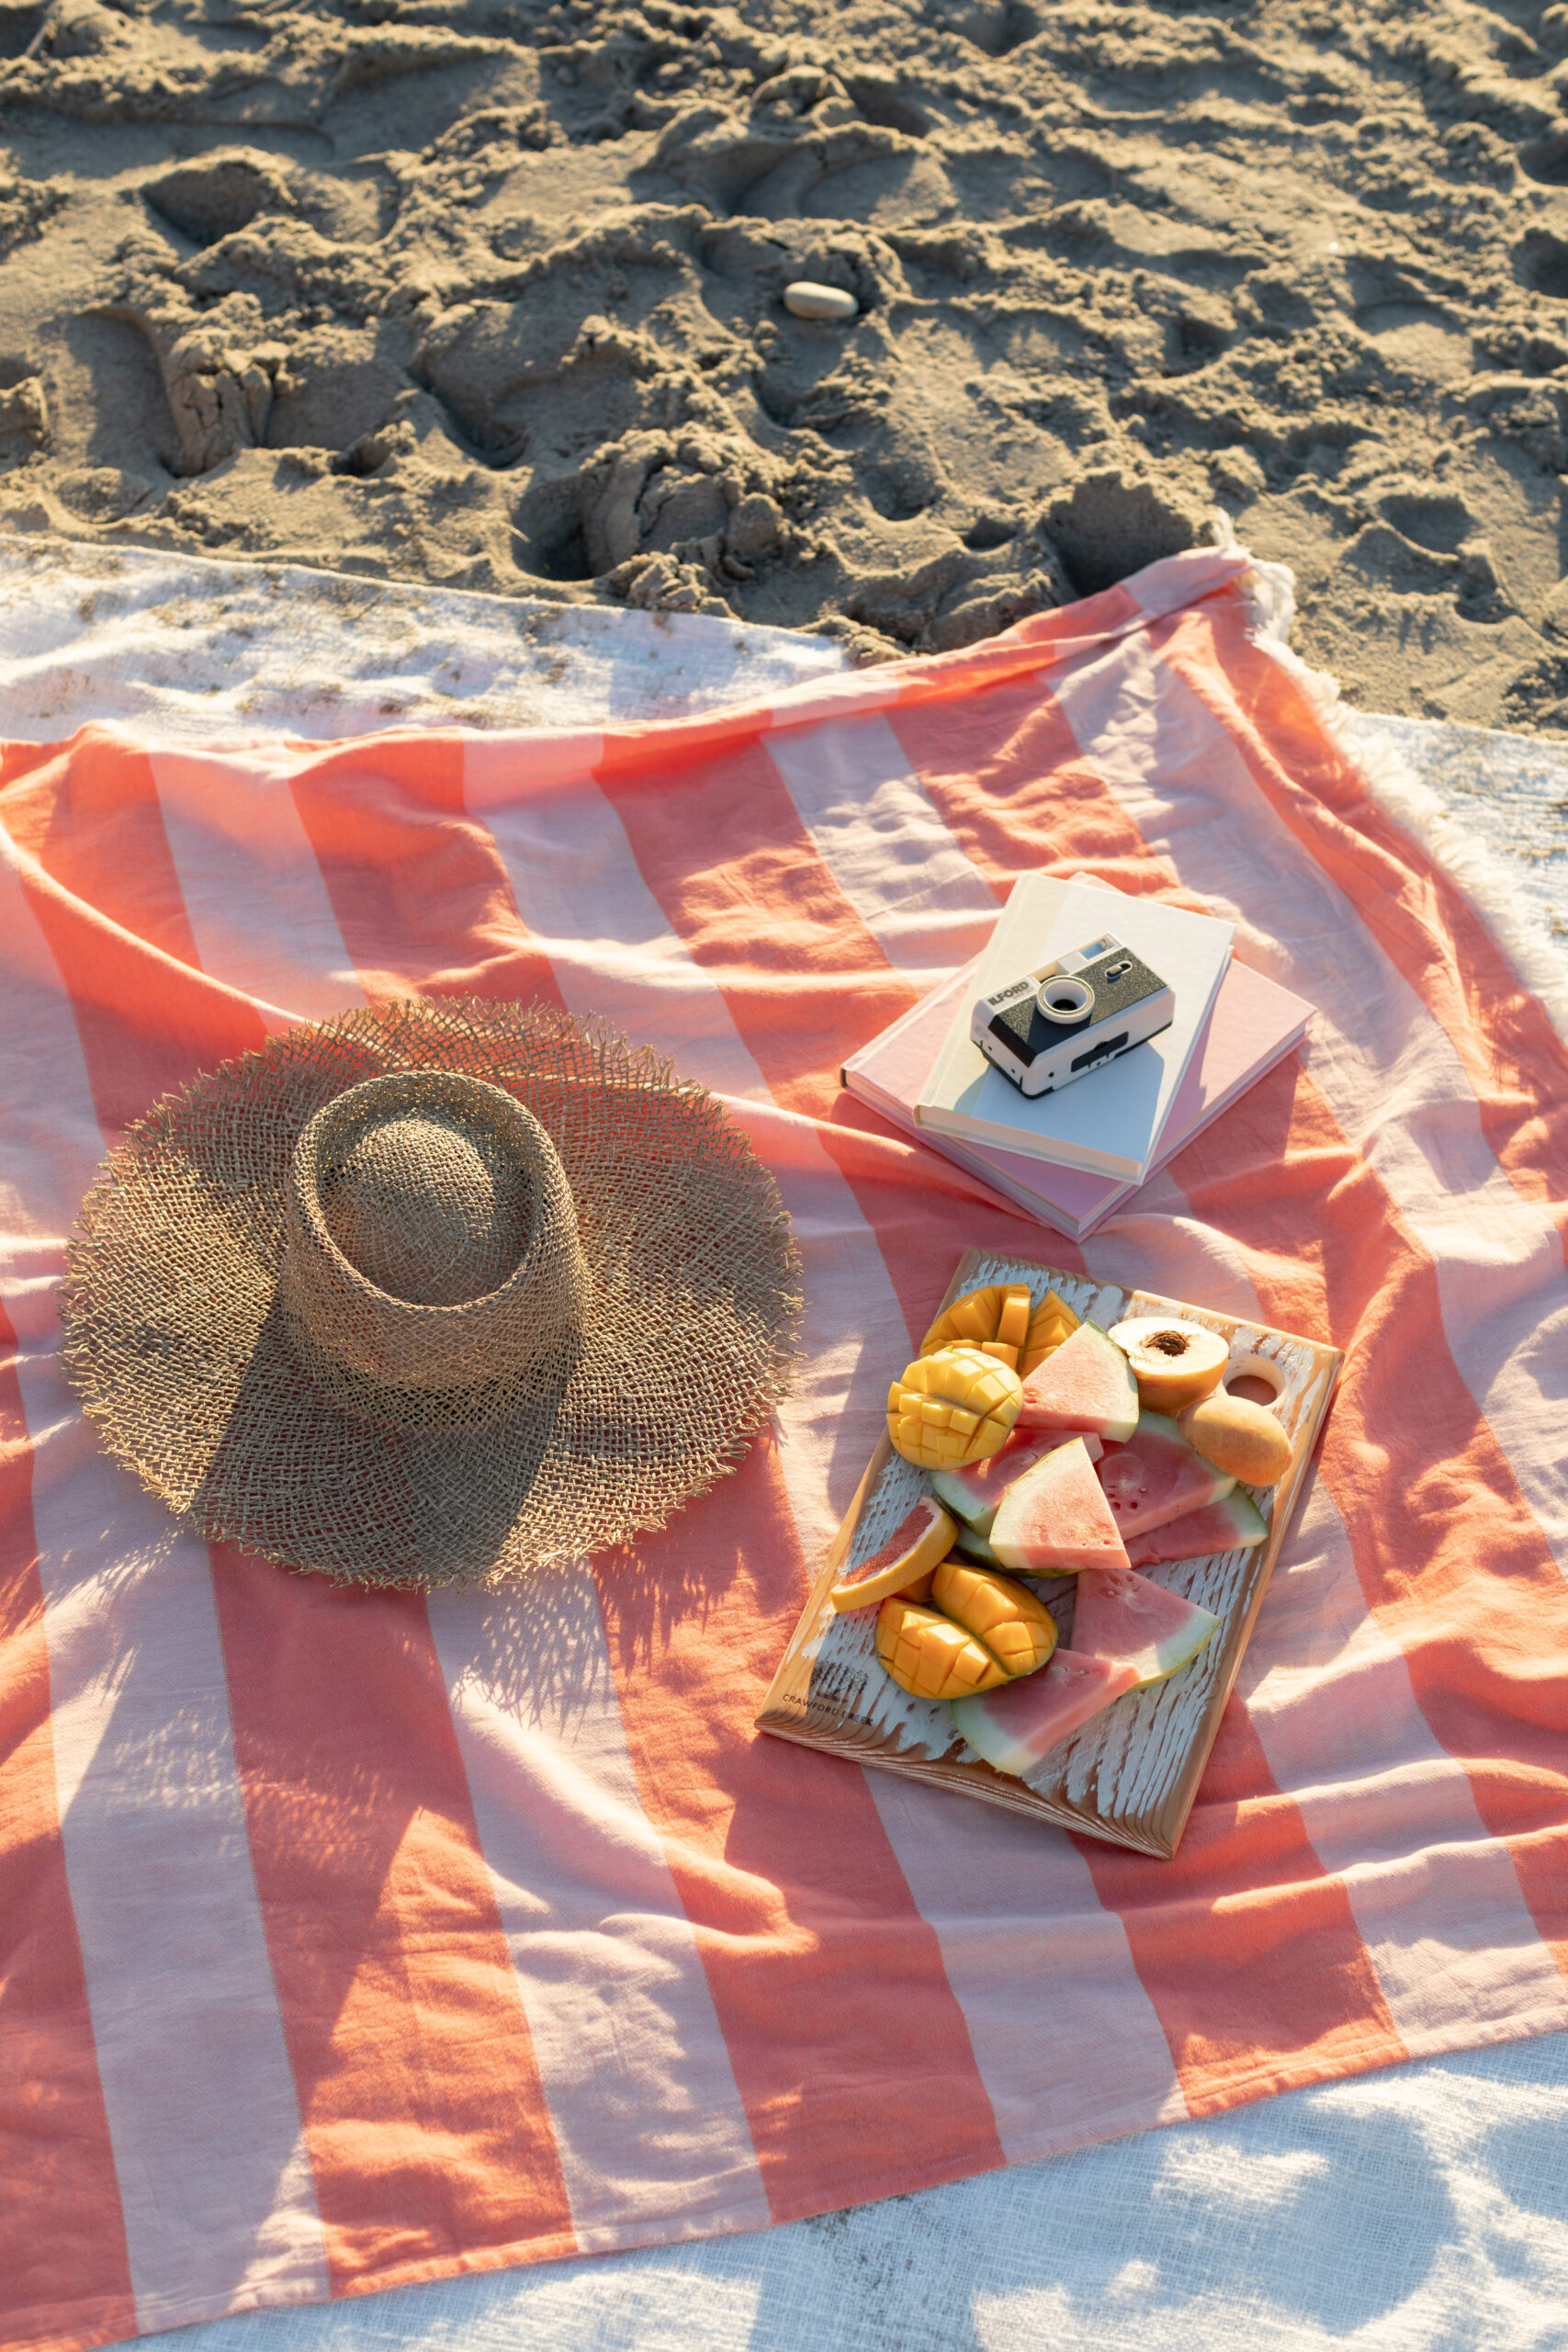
[1177, 1389, 1292, 1487]
[1110, 1316, 1230, 1413]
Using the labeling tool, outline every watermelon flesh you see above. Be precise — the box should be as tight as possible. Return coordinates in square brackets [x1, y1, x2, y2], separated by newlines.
[952, 1647, 1139, 1777]
[1016, 1319, 1138, 1442]
[989, 1436, 1131, 1576]
[1123, 1488, 1269, 1567]
[1096, 1411, 1235, 1537]
[1070, 1566, 1220, 1690]
[931, 1427, 1101, 1534]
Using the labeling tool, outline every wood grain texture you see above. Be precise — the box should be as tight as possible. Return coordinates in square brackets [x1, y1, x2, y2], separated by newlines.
[757, 1249, 1342, 1860]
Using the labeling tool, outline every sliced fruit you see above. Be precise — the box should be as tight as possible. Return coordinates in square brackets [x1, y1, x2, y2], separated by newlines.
[990, 1435, 1131, 1576]
[875, 1597, 1010, 1699]
[1020, 1287, 1079, 1377]
[886, 1343, 1023, 1471]
[1016, 1318, 1138, 1442]
[1070, 1566, 1220, 1690]
[829, 1494, 958, 1612]
[930, 1556, 1057, 1679]
[952, 1647, 1139, 1777]
[1122, 1487, 1269, 1567]
[931, 1426, 1102, 1534]
[1096, 1410, 1235, 1539]
[897, 1564, 938, 1603]
[921, 1281, 1034, 1370]
[1177, 1390, 1292, 1486]
[1109, 1315, 1230, 1413]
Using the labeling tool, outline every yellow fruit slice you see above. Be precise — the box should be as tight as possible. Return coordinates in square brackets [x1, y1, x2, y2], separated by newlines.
[930, 1556, 1058, 1679]
[1020, 1288, 1079, 1378]
[875, 1598, 1010, 1699]
[920, 1281, 1035, 1369]
[829, 1494, 958, 1612]
[886, 1343, 1023, 1470]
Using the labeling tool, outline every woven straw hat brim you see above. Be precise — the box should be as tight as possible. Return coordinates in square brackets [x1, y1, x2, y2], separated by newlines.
[61, 998, 802, 1589]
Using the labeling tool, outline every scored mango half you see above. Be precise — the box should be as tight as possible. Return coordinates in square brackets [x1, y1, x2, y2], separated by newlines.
[875, 1598, 1011, 1699]
[886, 1342, 1023, 1471]
[1021, 1288, 1079, 1378]
[931, 1556, 1057, 1679]
[920, 1281, 1034, 1370]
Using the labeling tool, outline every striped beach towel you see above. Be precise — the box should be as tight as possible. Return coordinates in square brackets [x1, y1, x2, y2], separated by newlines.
[3, 547, 1565, 2352]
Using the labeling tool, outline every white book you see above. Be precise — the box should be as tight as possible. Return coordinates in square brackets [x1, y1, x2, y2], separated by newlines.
[913, 876, 1235, 1182]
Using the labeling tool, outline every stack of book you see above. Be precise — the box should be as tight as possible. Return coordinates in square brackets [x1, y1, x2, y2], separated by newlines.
[841, 873, 1313, 1239]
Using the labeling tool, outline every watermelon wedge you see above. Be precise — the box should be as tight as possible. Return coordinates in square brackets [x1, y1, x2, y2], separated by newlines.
[1096, 1411, 1235, 1537]
[989, 1436, 1131, 1575]
[931, 1427, 1101, 1534]
[1123, 1488, 1269, 1567]
[1070, 1566, 1220, 1689]
[952, 1647, 1138, 1777]
[1016, 1319, 1138, 1442]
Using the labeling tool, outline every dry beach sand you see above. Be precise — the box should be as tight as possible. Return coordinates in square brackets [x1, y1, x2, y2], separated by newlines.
[6, 0, 1568, 723]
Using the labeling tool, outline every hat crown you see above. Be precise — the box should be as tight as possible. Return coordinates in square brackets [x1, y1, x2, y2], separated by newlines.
[322, 1111, 530, 1307]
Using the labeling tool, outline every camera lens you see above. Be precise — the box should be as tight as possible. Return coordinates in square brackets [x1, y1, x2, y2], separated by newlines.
[1038, 974, 1093, 1025]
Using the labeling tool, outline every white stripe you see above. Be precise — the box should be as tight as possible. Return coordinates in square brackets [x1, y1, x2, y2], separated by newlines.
[866, 1773, 1186, 2155]
[148, 748, 367, 1027]
[428, 1574, 769, 2247]
[0, 831, 328, 2328]
[1238, 1476, 1568, 2048]
[764, 715, 998, 975]
[1054, 636, 1568, 1581]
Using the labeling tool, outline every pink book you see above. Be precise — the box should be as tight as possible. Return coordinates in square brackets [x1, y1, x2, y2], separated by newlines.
[841, 956, 1313, 1239]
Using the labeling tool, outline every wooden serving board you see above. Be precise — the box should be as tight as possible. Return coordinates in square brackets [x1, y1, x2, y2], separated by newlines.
[756, 1249, 1341, 1860]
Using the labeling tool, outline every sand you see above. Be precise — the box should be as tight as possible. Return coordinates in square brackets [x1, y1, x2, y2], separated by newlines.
[4, 0, 1568, 724]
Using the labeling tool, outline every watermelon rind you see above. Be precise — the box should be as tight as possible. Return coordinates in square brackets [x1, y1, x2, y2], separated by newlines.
[1070, 1566, 1221, 1690]
[952, 1521, 1003, 1566]
[1096, 1410, 1235, 1537]
[989, 1435, 1131, 1576]
[1016, 1319, 1138, 1442]
[951, 1647, 1139, 1777]
[931, 1429, 1100, 1533]
[1123, 1487, 1268, 1567]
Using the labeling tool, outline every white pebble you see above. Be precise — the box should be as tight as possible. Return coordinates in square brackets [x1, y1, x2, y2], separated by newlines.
[784, 280, 859, 322]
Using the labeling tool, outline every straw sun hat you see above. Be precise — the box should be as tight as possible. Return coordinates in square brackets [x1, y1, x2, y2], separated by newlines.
[61, 997, 802, 1590]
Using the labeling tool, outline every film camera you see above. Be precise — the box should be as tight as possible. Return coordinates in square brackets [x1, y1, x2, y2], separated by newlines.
[970, 933, 1175, 1100]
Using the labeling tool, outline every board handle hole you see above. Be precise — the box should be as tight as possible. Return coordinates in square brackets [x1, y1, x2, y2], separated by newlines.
[1226, 1353, 1284, 1409]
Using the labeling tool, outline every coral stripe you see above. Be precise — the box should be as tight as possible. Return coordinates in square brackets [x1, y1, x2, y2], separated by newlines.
[0, 1301, 135, 2352]
[285, 735, 563, 1008]
[208, 1551, 578, 2289]
[0, 734, 267, 1127]
[595, 729, 914, 1115]
[592, 1439, 1006, 2221]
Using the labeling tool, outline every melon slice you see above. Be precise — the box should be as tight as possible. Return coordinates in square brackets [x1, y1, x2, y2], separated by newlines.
[1070, 1566, 1220, 1690]
[931, 1427, 1102, 1534]
[989, 1436, 1131, 1576]
[1016, 1319, 1138, 1442]
[952, 1647, 1138, 1777]
[1096, 1411, 1235, 1539]
[829, 1494, 957, 1612]
[1122, 1488, 1269, 1567]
